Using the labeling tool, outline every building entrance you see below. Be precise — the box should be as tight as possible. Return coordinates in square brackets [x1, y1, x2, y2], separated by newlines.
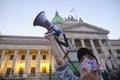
[19, 67, 24, 77]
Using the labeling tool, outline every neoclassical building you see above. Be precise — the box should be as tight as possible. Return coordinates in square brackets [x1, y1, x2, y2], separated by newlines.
[0, 11, 120, 80]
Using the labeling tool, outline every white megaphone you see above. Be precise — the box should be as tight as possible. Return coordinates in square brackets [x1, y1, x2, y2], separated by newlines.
[33, 11, 63, 36]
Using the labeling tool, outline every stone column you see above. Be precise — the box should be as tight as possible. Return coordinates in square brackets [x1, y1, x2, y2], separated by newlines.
[37, 49, 40, 75]
[24, 49, 29, 76]
[98, 39, 108, 60]
[0, 49, 5, 69]
[71, 38, 75, 46]
[68, 38, 76, 50]
[10, 49, 17, 75]
[81, 38, 85, 47]
[71, 38, 76, 49]
[107, 40, 118, 68]
[90, 39, 101, 64]
[98, 39, 112, 69]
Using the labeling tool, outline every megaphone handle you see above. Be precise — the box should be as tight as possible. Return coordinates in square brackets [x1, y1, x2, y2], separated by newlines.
[63, 34, 69, 47]
[54, 35, 68, 47]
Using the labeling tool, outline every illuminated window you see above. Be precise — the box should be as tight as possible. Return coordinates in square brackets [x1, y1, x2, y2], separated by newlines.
[43, 55, 46, 60]
[9, 55, 14, 60]
[32, 55, 36, 60]
[42, 67, 46, 73]
[31, 67, 36, 74]
[19, 67, 24, 77]
[6, 68, 11, 76]
[21, 55, 25, 60]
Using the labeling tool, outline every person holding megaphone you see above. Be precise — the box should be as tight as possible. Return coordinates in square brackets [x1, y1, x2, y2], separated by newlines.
[33, 11, 101, 80]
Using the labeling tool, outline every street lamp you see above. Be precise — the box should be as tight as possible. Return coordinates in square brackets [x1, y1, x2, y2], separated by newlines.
[49, 51, 52, 80]
[49, 65, 52, 80]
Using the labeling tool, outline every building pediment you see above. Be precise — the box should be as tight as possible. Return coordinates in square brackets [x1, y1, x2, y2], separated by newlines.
[62, 22, 109, 34]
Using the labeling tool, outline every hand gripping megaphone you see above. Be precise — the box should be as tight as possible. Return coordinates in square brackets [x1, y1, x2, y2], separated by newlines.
[33, 11, 79, 74]
[33, 11, 63, 36]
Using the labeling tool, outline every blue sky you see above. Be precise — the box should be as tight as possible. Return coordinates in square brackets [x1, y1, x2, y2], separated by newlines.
[0, 0, 120, 39]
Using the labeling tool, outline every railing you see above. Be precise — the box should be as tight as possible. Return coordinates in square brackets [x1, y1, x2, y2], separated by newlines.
[0, 73, 58, 80]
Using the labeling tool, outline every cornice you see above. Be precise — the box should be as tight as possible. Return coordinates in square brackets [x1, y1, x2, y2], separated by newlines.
[64, 30, 108, 34]
[0, 35, 44, 39]
[83, 22, 110, 34]
[109, 39, 120, 46]
[61, 22, 110, 34]
[0, 35, 49, 45]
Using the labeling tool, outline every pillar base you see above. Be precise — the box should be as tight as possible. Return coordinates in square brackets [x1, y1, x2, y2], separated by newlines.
[23, 74, 27, 78]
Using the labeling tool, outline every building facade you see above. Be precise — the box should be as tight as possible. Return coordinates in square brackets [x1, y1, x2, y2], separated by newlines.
[0, 11, 120, 80]
[0, 36, 55, 80]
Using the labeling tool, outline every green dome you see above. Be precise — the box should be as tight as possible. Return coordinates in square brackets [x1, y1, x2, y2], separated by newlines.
[51, 11, 65, 24]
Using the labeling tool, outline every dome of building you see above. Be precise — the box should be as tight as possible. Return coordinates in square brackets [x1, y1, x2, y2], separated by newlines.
[51, 11, 65, 24]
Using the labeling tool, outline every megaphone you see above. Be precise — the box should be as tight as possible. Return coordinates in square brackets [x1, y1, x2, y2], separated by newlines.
[33, 11, 63, 36]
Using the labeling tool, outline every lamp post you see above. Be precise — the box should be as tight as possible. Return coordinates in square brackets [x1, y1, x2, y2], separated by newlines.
[49, 51, 52, 80]
[49, 65, 52, 80]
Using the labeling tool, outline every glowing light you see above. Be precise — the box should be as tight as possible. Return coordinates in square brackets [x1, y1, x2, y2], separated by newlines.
[40, 60, 50, 73]
[19, 62, 25, 68]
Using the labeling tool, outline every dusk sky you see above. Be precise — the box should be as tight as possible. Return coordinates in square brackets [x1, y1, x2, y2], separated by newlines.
[0, 0, 120, 39]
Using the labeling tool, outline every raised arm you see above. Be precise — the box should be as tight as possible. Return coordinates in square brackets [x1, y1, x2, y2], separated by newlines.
[46, 32, 65, 65]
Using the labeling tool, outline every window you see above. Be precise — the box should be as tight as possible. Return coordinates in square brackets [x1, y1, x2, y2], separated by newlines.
[9, 55, 14, 60]
[84, 39, 91, 47]
[43, 55, 46, 60]
[93, 40, 100, 47]
[42, 67, 46, 73]
[108, 50, 112, 54]
[6, 68, 11, 76]
[75, 39, 81, 48]
[31, 67, 36, 74]
[21, 55, 25, 60]
[32, 55, 36, 60]
[116, 49, 120, 54]
[19, 67, 24, 77]
[97, 49, 101, 54]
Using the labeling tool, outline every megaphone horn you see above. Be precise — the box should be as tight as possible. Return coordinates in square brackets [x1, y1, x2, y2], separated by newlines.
[33, 11, 63, 36]
[33, 11, 51, 30]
